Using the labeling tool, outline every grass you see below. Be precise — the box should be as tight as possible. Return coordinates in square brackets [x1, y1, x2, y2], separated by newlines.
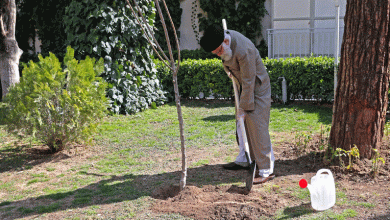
[0, 100, 387, 219]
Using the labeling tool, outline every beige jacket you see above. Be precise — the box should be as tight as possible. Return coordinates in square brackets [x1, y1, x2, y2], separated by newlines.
[222, 30, 270, 111]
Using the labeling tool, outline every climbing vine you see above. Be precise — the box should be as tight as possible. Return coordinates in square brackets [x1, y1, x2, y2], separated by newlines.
[197, 0, 268, 57]
[191, 0, 200, 44]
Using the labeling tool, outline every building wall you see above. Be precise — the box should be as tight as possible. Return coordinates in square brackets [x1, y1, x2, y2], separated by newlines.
[271, 0, 346, 29]
[178, 0, 273, 50]
[177, 0, 347, 53]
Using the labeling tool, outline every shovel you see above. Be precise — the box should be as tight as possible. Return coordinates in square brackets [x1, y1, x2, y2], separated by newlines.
[222, 19, 256, 191]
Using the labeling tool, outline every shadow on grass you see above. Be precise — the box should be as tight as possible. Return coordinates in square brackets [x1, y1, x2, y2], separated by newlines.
[0, 102, 7, 126]
[0, 164, 245, 219]
[0, 145, 71, 174]
[198, 101, 333, 125]
[172, 99, 235, 109]
[202, 114, 235, 122]
[277, 203, 314, 219]
[368, 213, 390, 220]
[0, 151, 332, 219]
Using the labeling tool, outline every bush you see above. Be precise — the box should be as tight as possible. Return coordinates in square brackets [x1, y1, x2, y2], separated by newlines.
[155, 56, 336, 103]
[64, 0, 166, 114]
[155, 58, 233, 101]
[159, 49, 219, 61]
[3, 46, 108, 152]
[264, 56, 335, 103]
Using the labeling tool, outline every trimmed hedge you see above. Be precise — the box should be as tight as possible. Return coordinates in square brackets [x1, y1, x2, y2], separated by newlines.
[155, 56, 336, 103]
[265, 56, 335, 103]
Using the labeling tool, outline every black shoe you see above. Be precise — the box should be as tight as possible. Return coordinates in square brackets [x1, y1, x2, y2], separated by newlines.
[222, 162, 249, 170]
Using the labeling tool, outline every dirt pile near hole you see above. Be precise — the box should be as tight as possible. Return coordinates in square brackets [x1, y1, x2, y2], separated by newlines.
[152, 184, 281, 219]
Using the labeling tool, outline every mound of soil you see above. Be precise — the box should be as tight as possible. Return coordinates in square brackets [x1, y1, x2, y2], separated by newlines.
[152, 184, 280, 219]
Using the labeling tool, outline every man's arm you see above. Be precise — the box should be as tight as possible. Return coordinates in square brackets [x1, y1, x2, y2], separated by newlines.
[238, 48, 257, 111]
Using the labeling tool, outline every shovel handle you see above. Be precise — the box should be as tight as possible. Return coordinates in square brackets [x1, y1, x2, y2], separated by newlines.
[222, 18, 252, 163]
[233, 80, 252, 163]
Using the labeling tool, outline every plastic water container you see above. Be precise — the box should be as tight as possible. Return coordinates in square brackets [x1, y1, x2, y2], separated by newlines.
[300, 169, 336, 211]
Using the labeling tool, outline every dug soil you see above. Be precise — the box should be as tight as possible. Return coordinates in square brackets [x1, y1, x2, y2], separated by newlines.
[151, 134, 390, 220]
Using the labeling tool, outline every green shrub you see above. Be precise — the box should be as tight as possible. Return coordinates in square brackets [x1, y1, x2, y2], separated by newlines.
[264, 56, 335, 103]
[3, 46, 108, 152]
[64, 0, 166, 114]
[155, 58, 233, 101]
[155, 56, 335, 103]
[158, 49, 219, 61]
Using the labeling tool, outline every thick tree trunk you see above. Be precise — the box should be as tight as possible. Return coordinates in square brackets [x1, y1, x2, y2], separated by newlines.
[330, 0, 390, 158]
[0, 0, 22, 99]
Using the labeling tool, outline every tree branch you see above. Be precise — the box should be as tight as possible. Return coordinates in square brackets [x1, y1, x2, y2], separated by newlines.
[124, 0, 172, 71]
[160, 0, 180, 70]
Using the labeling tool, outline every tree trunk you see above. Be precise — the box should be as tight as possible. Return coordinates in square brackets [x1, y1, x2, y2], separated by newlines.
[0, 0, 22, 99]
[330, 0, 390, 158]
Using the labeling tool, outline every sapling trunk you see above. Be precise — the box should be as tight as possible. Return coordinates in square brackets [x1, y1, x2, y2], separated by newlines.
[125, 0, 186, 190]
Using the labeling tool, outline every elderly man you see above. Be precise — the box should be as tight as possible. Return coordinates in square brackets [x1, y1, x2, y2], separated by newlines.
[200, 24, 275, 184]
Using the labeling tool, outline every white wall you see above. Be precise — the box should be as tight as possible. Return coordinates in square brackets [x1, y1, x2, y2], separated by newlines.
[178, 0, 272, 50]
[271, 0, 346, 30]
[178, 0, 204, 50]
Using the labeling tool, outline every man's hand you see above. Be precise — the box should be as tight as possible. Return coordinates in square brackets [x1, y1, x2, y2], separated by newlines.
[237, 108, 247, 120]
[223, 66, 233, 79]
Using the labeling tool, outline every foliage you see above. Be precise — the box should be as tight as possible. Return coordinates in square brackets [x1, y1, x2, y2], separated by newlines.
[333, 145, 360, 170]
[155, 56, 335, 103]
[198, 0, 268, 57]
[64, 0, 166, 114]
[293, 131, 312, 156]
[155, 58, 232, 101]
[2, 46, 108, 152]
[264, 56, 335, 103]
[371, 149, 385, 176]
[158, 49, 219, 61]
[154, 0, 182, 51]
[15, 0, 74, 61]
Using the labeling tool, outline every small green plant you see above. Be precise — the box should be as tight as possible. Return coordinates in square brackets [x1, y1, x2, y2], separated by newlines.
[346, 145, 360, 169]
[3, 46, 108, 152]
[293, 131, 312, 156]
[334, 148, 347, 169]
[318, 125, 331, 151]
[371, 149, 385, 176]
[384, 123, 390, 141]
[333, 145, 360, 170]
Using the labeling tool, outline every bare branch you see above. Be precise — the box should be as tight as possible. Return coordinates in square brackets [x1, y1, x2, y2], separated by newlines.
[154, 0, 173, 62]
[124, 0, 172, 70]
[160, 0, 180, 70]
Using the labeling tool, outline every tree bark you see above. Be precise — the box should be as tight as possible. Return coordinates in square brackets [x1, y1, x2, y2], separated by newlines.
[330, 0, 390, 158]
[0, 0, 22, 99]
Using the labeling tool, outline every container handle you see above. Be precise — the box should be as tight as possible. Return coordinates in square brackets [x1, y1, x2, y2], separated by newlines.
[316, 169, 333, 178]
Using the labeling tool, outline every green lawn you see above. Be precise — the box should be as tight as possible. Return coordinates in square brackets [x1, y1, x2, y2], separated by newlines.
[0, 100, 388, 219]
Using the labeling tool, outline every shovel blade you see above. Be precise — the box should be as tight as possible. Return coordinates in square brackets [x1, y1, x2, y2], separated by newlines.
[245, 161, 256, 191]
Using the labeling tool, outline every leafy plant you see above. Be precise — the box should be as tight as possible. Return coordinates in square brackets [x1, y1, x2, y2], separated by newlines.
[346, 145, 360, 170]
[3, 46, 108, 152]
[155, 56, 336, 103]
[334, 148, 347, 169]
[371, 149, 385, 176]
[15, 0, 74, 61]
[64, 0, 166, 114]
[293, 131, 312, 156]
[155, 58, 232, 101]
[333, 145, 360, 170]
[264, 56, 335, 104]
